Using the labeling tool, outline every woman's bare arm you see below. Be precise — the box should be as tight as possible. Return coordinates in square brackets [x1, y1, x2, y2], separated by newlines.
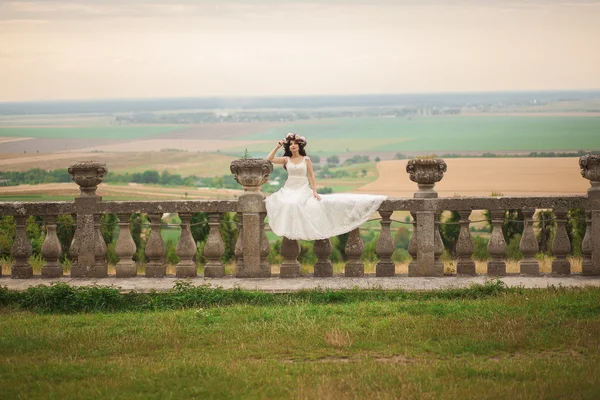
[266, 140, 286, 165]
[306, 157, 321, 200]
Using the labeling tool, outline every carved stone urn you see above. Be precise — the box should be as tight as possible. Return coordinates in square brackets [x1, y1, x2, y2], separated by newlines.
[406, 157, 447, 198]
[580, 154, 600, 198]
[68, 161, 108, 197]
[230, 158, 273, 192]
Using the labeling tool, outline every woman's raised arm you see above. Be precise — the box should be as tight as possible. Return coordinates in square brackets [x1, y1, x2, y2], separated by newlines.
[266, 140, 287, 165]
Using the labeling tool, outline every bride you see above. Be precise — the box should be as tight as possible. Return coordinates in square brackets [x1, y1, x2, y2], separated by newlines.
[265, 132, 386, 241]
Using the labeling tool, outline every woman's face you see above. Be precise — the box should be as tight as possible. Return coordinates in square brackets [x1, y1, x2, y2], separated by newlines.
[289, 140, 299, 152]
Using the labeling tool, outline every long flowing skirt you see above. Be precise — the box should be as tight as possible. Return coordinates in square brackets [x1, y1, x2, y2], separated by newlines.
[266, 182, 386, 241]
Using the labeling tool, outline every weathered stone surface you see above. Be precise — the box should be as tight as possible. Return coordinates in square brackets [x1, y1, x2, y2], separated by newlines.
[41, 215, 63, 278]
[407, 212, 418, 275]
[234, 212, 244, 274]
[176, 212, 198, 278]
[101, 200, 237, 215]
[376, 210, 395, 277]
[592, 210, 600, 275]
[89, 214, 108, 278]
[456, 210, 475, 276]
[314, 238, 333, 277]
[72, 197, 99, 277]
[280, 237, 301, 278]
[581, 211, 596, 275]
[68, 160, 107, 197]
[203, 213, 224, 278]
[519, 208, 539, 275]
[487, 209, 506, 276]
[552, 209, 571, 275]
[411, 211, 435, 276]
[69, 214, 81, 277]
[406, 158, 447, 198]
[259, 212, 271, 277]
[580, 154, 600, 199]
[145, 213, 166, 277]
[433, 212, 444, 276]
[11, 215, 32, 279]
[0, 201, 74, 216]
[115, 213, 137, 278]
[230, 158, 273, 192]
[345, 228, 364, 277]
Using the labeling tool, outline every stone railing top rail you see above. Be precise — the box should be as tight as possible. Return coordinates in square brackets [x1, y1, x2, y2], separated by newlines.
[0, 195, 592, 217]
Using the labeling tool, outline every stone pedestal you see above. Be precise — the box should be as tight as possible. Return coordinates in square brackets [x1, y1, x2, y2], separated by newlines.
[406, 158, 447, 199]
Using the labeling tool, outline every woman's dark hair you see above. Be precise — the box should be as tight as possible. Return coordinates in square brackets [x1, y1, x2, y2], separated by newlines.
[282, 139, 307, 170]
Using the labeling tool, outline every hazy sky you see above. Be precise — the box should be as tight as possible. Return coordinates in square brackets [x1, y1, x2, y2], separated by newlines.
[1, 0, 599, 101]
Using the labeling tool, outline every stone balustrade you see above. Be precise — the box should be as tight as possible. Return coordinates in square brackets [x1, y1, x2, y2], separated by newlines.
[1, 156, 599, 279]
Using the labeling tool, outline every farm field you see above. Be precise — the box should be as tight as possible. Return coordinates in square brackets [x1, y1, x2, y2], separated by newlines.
[231, 116, 600, 155]
[355, 157, 589, 197]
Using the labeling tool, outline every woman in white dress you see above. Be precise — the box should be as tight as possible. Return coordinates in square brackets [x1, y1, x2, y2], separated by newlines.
[265, 132, 386, 241]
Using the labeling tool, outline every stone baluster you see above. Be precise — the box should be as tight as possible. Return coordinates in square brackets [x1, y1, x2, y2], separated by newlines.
[456, 210, 475, 275]
[234, 212, 244, 274]
[407, 212, 418, 275]
[11, 215, 32, 278]
[581, 211, 595, 275]
[551, 208, 571, 275]
[314, 238, 333, 277]
[230, 158, 272, 278]
[519, 208, 539, 275]
[376, 211, 395, 277]
[259, 212, 271, 277]
[145, 213, 166, 277]
[176, 212, 198, 278]
[115, 213, 137, 277]
[90, 214, 108, 278]
[280, 237, 301, 278]
[433, 211, 444, 276]
[204, 213, 224, 278]
[345, 228, 364, 277]
[41, 215, 63, 278]
[68, 161, 107, 277]
[487, 209, 506, 276]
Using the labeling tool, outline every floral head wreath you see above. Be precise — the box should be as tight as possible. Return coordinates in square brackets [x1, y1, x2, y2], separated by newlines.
[285, 132, 307, 146]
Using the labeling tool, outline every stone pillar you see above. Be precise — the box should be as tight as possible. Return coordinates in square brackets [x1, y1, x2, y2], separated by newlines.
[230, 158, 272, 278]
[406, 158, 447, 198]
[280, 237, 301, 278]
[411, 211, 435, 276]
[176, 212, 198, 278]
[69, 214, 80, 275]
[433, 211, 444, 276]
[68, 161, 107, 277]
[90, 214, 108, 278]
[519, 208, 539, 275]
[581, 211, 594, 275]
[592, 210, 600, 276]
[376, 210, 395, 277]
[456, 210, 475, 275]
[145, 213, 166, 277]
[259, 212, 271, 276]
[407, 212, 418, 275]
[41, 215, 63, 278]
[11, 215, 32, 278]
[487, 209, 506, 276]
[234, 212, 244, 274]
[344, 228, 364, 277]
[115, 213, 137, 277]
[203, 213, 224, 278]
[552, 209, 571, 275]
[314, 238, 333, 277]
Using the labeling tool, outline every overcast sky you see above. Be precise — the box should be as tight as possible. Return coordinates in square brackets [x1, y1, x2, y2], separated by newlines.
[1, 0, 599, 102]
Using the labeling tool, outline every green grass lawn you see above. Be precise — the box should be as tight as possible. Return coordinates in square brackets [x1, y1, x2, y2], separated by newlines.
[0, 126, 181, 139]
[233, 116, 600, 154]
[1, 284, 599, 399]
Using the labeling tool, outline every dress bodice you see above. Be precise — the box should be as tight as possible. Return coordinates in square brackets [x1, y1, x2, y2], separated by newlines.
[286, 156, 307, 178]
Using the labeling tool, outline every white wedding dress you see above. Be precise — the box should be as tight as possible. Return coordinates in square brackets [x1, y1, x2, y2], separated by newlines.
[266, 156, 387, 241]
